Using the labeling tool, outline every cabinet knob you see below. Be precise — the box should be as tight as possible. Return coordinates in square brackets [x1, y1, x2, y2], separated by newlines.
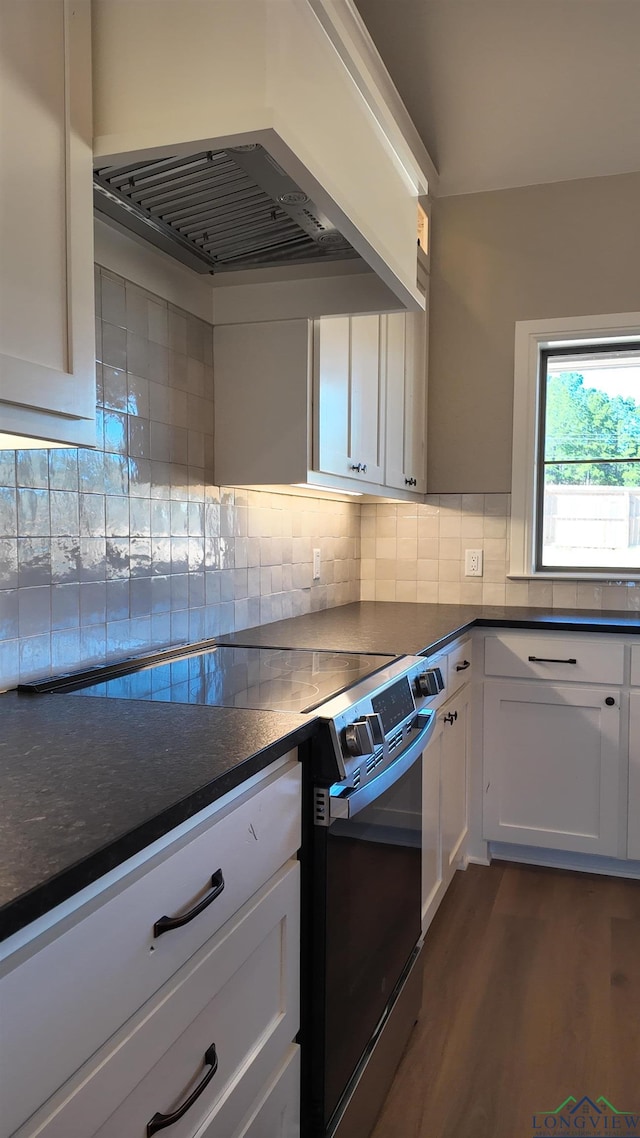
[605, 696, 616, 706]
[443, 710, 458, 725]
[350, 462, 367, 474]
[404, 477, 417, 487]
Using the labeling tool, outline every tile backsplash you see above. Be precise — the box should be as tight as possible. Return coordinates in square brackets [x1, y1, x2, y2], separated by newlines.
[0, 268, 360, 690]
[360, 495, 640, 611]
[2, 269, 637, 692]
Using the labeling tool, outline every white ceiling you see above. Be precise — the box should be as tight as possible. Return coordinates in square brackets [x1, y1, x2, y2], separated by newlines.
[353, 0, 640, 196]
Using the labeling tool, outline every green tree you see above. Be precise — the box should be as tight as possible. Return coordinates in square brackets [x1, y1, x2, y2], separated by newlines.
[545, 372, 640, 487]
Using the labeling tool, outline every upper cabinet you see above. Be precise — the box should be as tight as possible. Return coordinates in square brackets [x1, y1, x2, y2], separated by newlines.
[0, 0, 95, 447]
[384, 295, 428, 495]
[213, 308, 428, 500]
[315, 316, 385, 486]
[91, 0, 434, 316]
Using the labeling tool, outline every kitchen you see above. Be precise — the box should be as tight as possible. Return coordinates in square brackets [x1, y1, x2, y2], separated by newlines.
[1, 2, 640, 1137]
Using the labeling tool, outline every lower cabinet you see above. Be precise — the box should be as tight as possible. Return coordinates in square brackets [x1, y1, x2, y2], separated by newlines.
[89, 865, 300, 1138]
[3, 758, 302, 1138]
[483, 681, 621, 856]
[422, 683, 470, 932]
[421, 715, 443, 927]
[441, 685, 470, 878]
[628, 692, 640, 861]
[229, 1046, 300, 1138]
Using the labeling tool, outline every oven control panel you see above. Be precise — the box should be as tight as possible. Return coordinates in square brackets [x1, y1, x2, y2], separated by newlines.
[314, 654, 449, 783]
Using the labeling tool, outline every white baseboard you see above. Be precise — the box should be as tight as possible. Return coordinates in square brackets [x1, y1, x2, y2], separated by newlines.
[489, 841, 640, 880]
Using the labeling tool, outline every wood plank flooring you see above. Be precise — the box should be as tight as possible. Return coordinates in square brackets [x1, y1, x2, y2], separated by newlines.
[370, 862, 640, 1138]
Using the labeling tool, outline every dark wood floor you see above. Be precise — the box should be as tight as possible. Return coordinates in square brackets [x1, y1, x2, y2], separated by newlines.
[371, 861, 640, 1138]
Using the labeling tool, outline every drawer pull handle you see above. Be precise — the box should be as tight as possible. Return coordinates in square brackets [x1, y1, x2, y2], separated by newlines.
[153, 869, 225, 938]
[456, 660, 471, 671]
[527, 656, 577, 665]
[147, 1042, 218, 1135]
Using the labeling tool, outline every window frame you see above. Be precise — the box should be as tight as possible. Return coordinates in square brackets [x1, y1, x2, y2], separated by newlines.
[510, 311, 640, 581]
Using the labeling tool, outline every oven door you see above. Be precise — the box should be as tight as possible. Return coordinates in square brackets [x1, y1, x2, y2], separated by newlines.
[316, 721, 428, 1134]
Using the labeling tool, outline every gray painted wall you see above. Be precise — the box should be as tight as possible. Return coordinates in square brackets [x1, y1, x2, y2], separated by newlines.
[427, 171, 640, 493]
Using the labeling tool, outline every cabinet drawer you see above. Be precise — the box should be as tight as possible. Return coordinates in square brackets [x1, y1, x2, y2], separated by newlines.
[484, 633, 624, 685]
[628, 693, 640, 860]
[2, 760, 301, 1138]
[16, 862, 300, 1138]
[630, 645, 640, 686]
[444, 639, 472, 697]
[227, 1045, 300, 1138]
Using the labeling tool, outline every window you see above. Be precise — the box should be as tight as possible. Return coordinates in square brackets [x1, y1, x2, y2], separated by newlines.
[510, 313, 640, 580]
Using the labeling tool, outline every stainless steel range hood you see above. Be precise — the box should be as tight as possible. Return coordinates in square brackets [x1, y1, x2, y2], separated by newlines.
[94, 143, 361, 276]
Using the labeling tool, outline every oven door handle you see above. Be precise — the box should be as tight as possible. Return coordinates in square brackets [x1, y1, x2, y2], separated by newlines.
[329, 710, 436, 822]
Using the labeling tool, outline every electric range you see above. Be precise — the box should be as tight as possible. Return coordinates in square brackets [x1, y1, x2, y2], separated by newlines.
[21, 638, 446, 1138]
[19, 641, 398, 714]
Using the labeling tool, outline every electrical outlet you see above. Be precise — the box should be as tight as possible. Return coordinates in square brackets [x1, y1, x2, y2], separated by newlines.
[465, 549, 483, 577]
[313, 548, 321, 580]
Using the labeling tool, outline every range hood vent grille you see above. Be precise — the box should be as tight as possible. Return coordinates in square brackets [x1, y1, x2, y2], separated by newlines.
[94, 144, 359, 274]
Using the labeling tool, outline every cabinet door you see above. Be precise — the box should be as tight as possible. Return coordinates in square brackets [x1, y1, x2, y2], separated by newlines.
[384, 303, 427, 494]
[441, 688, 469, 883]
[350, 315, 384, 483]
[0, 1, 95, 446]
[422, 718, 443, 931]
[628, 692, 640, 860]
[483, 681, 621, 856]
[315, 315, 384, 485]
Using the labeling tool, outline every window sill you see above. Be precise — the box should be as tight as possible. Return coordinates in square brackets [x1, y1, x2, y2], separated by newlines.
[507, 572, 640, 583]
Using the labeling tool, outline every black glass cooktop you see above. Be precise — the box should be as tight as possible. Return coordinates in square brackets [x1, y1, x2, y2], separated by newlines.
[55, 646, 397, 714]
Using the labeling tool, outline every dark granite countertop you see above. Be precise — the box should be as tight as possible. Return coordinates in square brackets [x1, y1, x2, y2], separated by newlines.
[4, 600, 640, 945]
[0, 692, 315, 943]
[217, 601, 640, 657]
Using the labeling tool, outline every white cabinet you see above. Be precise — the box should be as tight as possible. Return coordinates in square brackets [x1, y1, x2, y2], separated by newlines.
[0, 0, 95, 447]
[445, 637, 473, 700]
[483, 680, 621, 856]
[213, 313, 426, 500]
[484, 632, 624, 685]
[441, 684, 470, 880]
[422, 638, 471, 933]
[384, 301, 428, 495]
[421, 716, 443, 927]
[229, 1046, 300, 1138]
[2, 757, 302, 1138]
[90, 865, 299, 1138]
[628, 690, 640, 860]
[315, 315, 385, 486]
